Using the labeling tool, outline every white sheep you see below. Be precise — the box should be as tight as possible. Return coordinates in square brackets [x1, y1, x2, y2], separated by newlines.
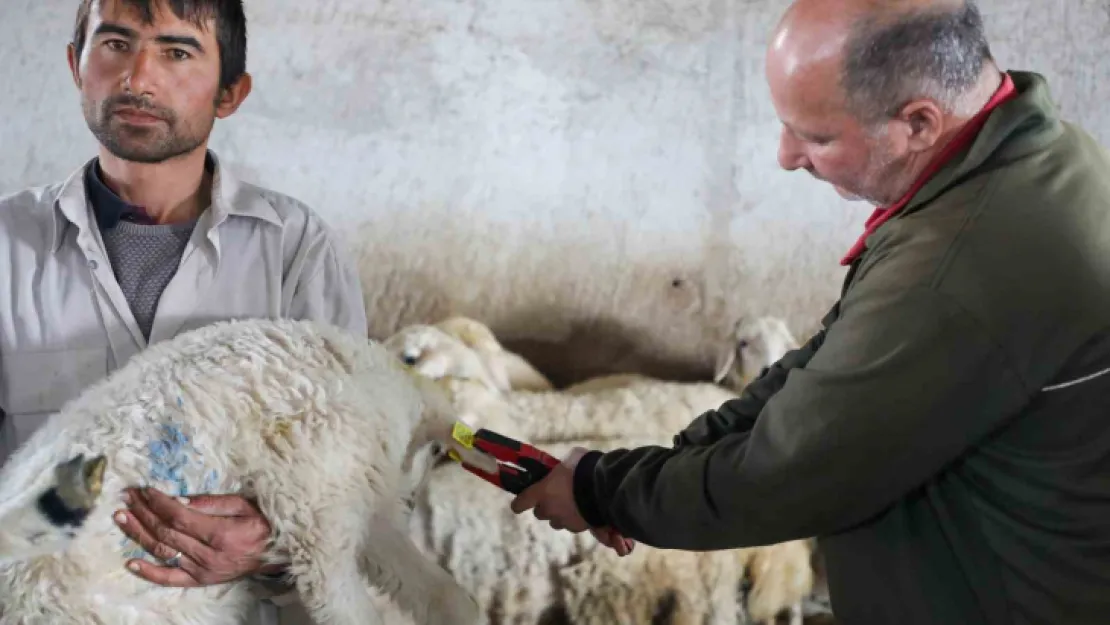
[406, 435, 813, 625]
[383, 316, 554, 393]
[385, 315, 797, 446]
[443, 373, 740, 447]
[562, 315, 800, 396]
[382, 334, 811, 623]
[0, 318, 497, 625]
[382, 320, 741, 445]
[383, 323, 504, 394]
[432, 316, 555, 392]
[712, 315, 800, 391]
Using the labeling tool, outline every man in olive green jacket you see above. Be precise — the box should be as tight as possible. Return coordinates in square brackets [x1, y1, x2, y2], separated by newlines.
[510, 1, 1110, 624]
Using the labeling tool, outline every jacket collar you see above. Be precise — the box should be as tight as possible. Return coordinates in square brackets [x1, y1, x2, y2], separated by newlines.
[51, 150, 282, 253]
[902, 70, 1064, 217]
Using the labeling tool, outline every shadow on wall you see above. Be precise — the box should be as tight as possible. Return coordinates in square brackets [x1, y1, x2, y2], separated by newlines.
[339, 209, 834, 389]
[348, 246, 733, 387]
[497, 312, 715, 389]
[342, 215, 753, 387]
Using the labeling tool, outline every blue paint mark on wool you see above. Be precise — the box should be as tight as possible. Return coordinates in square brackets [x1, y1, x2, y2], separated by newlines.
[147, 423, 192, 497]
[118, 400, 224, 562]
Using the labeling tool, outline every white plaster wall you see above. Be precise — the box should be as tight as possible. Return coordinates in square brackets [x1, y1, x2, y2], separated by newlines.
[2, 0, 1109, 384]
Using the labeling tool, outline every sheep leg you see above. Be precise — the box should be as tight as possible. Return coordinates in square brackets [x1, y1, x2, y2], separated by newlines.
[295, 545, 385, 625]
[358, 513, 480, 625]
[286, 491, 386, 625]
[0, 453, 106, 565]
[784, 602, 804, 625]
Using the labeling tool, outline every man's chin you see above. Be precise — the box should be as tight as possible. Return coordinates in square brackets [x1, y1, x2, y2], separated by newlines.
[833, 185, 866, 203]
[98, 137, 198, 165]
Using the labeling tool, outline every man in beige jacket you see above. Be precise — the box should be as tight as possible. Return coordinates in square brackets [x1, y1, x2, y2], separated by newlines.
[0, 1, 366, 623]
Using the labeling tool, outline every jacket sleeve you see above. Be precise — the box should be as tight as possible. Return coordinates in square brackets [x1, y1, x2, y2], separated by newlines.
[572, 286, 1032, 550]
[673, 317, 830, 447]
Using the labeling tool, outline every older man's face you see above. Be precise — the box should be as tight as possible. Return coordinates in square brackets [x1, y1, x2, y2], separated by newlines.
[765, 31, 908, 206]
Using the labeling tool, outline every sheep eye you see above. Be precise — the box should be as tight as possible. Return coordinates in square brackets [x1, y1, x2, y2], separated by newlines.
[737, 340, 750, 349]
[402, 354, 419, 366]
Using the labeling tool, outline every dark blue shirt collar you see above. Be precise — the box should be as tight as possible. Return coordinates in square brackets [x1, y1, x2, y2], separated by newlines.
[84, 154, 215, 229]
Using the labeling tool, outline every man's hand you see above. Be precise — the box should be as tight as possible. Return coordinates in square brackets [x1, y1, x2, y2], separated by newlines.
[509, 447, 635, 557]
[114, 487, 279, 586]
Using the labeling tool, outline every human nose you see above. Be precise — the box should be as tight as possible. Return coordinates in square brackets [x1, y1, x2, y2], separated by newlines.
[122, 47, 160, 96]
[777, 128, 810, 171]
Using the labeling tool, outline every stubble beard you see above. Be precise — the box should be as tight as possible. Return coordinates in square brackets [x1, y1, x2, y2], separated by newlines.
[83, 94, 213, 164]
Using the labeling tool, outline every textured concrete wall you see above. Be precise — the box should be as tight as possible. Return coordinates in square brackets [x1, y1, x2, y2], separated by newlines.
[2, 0, 1108, 384]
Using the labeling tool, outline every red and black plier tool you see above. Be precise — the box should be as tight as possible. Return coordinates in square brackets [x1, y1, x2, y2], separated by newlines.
[456, 427, 560, 495]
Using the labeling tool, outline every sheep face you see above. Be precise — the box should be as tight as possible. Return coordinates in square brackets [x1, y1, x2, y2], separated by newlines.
[1, 453, 106, 563]
[433, 316, 504, 353]
[713, 317, 799, 392]
[383, 324, 502, 391]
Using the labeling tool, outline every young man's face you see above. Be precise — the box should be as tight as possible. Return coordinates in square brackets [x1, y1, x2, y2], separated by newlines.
[68, 0, 247, 164]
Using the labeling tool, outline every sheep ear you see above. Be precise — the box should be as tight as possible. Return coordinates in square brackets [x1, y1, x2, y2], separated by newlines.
[713, 343, 736, 384]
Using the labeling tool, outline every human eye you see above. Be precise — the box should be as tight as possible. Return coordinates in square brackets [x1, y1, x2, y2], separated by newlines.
[102, 39, 129, 52]
[166, 48, 193, 61]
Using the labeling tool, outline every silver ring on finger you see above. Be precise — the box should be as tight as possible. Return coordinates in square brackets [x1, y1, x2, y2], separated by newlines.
[164, 550, 183, 568]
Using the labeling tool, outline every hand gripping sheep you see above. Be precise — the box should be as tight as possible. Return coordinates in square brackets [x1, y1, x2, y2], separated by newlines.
[0, 318, 497, 625]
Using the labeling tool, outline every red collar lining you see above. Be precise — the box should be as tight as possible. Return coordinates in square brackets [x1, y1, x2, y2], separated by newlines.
[839, 72, 1018, 266]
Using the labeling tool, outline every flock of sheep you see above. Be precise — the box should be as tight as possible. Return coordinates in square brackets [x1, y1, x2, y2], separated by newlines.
[0, 302, 830, 624]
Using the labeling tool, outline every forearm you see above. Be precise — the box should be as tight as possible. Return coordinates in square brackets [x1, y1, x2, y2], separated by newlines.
[574, 290, 1030, 551]
[675, 323, 829, 447]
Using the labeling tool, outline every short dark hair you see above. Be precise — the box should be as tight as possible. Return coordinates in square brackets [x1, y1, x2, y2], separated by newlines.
[72, 0, 247, 91]
[840, 1, 993, 123]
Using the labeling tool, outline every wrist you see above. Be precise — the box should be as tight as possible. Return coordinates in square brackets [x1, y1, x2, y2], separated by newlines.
[571, 450, 607, 528]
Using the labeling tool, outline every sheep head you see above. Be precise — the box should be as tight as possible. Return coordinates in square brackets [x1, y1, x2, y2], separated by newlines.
[713, 316, 799, 392]
[382, 323, 504, 392]
[433, 315, 505, 353]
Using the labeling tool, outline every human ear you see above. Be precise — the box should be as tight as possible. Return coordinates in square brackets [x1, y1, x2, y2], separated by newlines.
[215, 72, 253, 119]
[67, 43, 81, 88]
[898, 100, 945, 152]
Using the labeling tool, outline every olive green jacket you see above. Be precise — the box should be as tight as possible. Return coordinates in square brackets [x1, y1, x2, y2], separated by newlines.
[572, 71, 1110, 625]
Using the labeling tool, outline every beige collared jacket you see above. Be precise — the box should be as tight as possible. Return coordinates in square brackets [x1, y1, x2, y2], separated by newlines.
[0, 151, 368, 624]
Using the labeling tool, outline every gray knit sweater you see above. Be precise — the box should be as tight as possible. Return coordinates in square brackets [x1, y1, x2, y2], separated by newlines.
[100, 220, 197, 340]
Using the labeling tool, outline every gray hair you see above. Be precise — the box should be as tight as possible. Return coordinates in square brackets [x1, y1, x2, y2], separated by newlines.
[840, 1, 993, 124]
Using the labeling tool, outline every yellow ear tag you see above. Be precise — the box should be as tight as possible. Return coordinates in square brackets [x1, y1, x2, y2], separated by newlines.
[447, 449, 462, 463]
[451, 421, 476, 449]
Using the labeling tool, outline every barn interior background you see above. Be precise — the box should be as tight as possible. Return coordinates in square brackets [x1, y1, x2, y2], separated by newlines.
[3, 0, 1109, 386]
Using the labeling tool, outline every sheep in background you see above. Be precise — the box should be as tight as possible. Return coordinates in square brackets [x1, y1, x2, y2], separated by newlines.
[406, 436, 813, 625]
[434, 372, 740, 447]
[383, 318, 555, 396]
[383, 314, 798, 400]
[563, 315, 799, 396]
[383, 321, 734, 443]
[0, 318, 495, 625]
[382, 323, 813, 624]
[383, 323, 504, 392]
[433, 316, 555, 391]
[381, 315, 797, 446]
[713, 315, 800, 391]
